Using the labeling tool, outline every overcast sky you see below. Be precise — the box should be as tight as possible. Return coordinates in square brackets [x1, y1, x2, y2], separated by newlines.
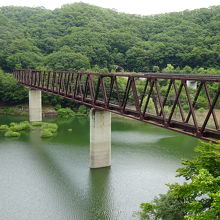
[0, 0, 219, 15]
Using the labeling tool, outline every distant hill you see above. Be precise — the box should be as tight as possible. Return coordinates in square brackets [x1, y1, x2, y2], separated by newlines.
[0, 3, 220, 72]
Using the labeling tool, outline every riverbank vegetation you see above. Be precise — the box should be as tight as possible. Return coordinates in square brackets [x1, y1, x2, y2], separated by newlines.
[0, 70, 90, 115]
[56, 105, 88, 118]
[139, 141, 220, 220]
[40, 122, 58, 138]
[0, 121, 58, 138]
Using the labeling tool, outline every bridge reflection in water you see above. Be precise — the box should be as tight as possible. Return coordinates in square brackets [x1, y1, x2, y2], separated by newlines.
[14, 69, 220, 143]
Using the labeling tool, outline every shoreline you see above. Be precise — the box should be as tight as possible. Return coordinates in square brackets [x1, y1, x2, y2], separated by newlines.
[0, 104, 57, 117]
[0, 105, 219, 129]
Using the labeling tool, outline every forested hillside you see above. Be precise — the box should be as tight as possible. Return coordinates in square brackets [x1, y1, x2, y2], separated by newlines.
[0, 3, 220, 72]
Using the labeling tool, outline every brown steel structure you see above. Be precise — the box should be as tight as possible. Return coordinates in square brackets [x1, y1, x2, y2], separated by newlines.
[13, 69, 220, 143]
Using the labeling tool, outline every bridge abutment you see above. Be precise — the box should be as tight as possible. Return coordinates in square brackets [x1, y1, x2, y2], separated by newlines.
[90, 108, 111, 168]
[29, 89, 42, 122]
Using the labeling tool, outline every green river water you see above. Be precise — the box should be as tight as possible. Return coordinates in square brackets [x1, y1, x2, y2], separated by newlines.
[0, 115, 198, 220]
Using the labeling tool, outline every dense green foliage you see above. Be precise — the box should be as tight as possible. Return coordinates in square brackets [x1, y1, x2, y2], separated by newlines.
[4, 130, 20, 137]
[57, 107, 75, 119]
[139, 141, 220, 220]
[40, 122, 58, 138]
[40, 129, 54, 138]
[0, 124, 9, 130]
[0, 121, 58, 138]
[0, 3, 220, 72]
[1, 121, 32, 137]
[0, 70, 72, 106]
[0, 70, 28, 104]
[41, 122, 58, 133]
[10, 121, 32, 131]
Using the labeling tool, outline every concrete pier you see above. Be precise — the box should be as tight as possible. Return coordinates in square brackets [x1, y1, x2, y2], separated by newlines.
[29, 89, 42, 122]
[90, 108, 111, 168]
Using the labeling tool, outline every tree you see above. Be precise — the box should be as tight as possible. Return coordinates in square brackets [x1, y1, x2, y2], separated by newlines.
[152, 66, 160, 72]
[6, 51, 42, 70]
[1, 4, 220, 72]
[45, 46, 90, 71]
[4, 38, 42, 70]
[162, 64, 175, 73]
[139, 141, 220, 220]
[0, 71, 28, 104]
[126, 46, 149, 72]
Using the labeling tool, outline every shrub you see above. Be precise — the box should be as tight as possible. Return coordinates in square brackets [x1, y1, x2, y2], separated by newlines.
[54, 104, 62, 111]
[196, 96, 208, 109]
[4, 130, 21, 137]
[57, 107, 75, 119]
[152, 66, 160, 72]
[10, 121, 32, 131]
[141, 98, 154, 111]
[1, 121, 58, 139]
[162, 64, 175, 73]
[40, 129, 54, 138]
[163, 106, 170, 115]
[198, 107, 205, 113]
[183, 104, 189, 111]
[0, 125, 9, 130]
[78, 105, 88, 114]
[42, 123, 58, 133]
[40, 122, 58, 138]
[181, 65, 192, 73]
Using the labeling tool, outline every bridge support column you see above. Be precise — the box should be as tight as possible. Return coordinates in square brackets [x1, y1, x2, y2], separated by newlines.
[90, 108, 111, 168]
[29, 89, 42, 122]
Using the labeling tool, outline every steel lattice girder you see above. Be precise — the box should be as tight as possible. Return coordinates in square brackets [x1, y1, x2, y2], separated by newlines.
[13, 69, 220, 143]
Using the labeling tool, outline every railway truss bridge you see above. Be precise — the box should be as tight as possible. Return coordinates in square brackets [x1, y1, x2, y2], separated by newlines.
[13, 69, 220, 167]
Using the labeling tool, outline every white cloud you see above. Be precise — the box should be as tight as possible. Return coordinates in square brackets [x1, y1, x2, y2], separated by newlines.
[0, 0, 219, 15]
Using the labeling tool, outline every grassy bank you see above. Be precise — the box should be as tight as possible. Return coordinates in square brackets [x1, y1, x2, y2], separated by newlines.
[0, 104, 89, 119]
[0, 104, 57, 117]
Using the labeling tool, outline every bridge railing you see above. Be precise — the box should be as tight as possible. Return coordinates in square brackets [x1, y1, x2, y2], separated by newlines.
[13, 69, 220, 142]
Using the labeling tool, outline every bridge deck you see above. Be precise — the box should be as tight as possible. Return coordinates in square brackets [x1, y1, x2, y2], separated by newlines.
[13, 69, 220, 143]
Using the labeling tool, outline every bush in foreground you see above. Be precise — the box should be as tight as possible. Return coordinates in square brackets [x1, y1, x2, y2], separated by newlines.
[139, 141, 220, 220]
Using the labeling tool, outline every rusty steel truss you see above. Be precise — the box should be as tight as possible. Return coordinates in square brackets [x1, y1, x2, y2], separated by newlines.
[13, 69, 220, 143]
